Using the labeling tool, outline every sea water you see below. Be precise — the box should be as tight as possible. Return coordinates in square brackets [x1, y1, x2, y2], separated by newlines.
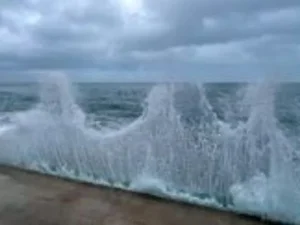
[0, 74, 299, 224]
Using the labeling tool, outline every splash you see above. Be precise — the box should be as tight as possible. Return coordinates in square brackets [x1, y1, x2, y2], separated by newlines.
[0, 74, 299, 224]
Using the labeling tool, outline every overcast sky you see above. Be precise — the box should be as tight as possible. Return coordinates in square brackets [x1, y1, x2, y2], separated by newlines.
[0, 0, 300, 82]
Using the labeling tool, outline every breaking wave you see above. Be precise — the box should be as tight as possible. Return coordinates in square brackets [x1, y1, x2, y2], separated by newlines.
[0, 74, 299, 224]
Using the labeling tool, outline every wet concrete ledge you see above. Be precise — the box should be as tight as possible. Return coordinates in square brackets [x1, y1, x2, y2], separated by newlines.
[0, 165, 284, 225]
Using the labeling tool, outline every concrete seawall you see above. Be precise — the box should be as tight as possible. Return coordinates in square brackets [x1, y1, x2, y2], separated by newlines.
[0, 166, 282, 225]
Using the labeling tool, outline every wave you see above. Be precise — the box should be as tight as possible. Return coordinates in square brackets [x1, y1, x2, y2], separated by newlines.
[0, 74, 299, 224]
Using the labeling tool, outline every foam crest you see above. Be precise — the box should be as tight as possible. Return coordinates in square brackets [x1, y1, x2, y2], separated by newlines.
[38, 73, 85, 126]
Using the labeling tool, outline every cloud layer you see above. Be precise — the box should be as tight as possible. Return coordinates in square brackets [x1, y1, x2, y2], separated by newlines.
[1, 0, 300, 81]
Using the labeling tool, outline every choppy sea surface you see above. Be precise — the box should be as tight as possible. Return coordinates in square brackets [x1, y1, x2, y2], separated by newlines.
[0, 75, 300, 224]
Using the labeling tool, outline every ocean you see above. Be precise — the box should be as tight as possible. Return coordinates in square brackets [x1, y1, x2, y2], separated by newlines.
[0, 75, 299, 224]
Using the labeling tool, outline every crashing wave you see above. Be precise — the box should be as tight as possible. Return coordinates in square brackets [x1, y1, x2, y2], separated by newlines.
[0, 74, 299, 224]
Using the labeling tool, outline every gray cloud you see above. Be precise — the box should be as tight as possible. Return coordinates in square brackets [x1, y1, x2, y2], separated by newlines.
[126, 1, 300, 51]
[0, 0, 300, 81]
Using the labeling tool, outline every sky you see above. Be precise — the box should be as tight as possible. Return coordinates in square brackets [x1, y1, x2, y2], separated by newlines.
[0, 0, 300, 82]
